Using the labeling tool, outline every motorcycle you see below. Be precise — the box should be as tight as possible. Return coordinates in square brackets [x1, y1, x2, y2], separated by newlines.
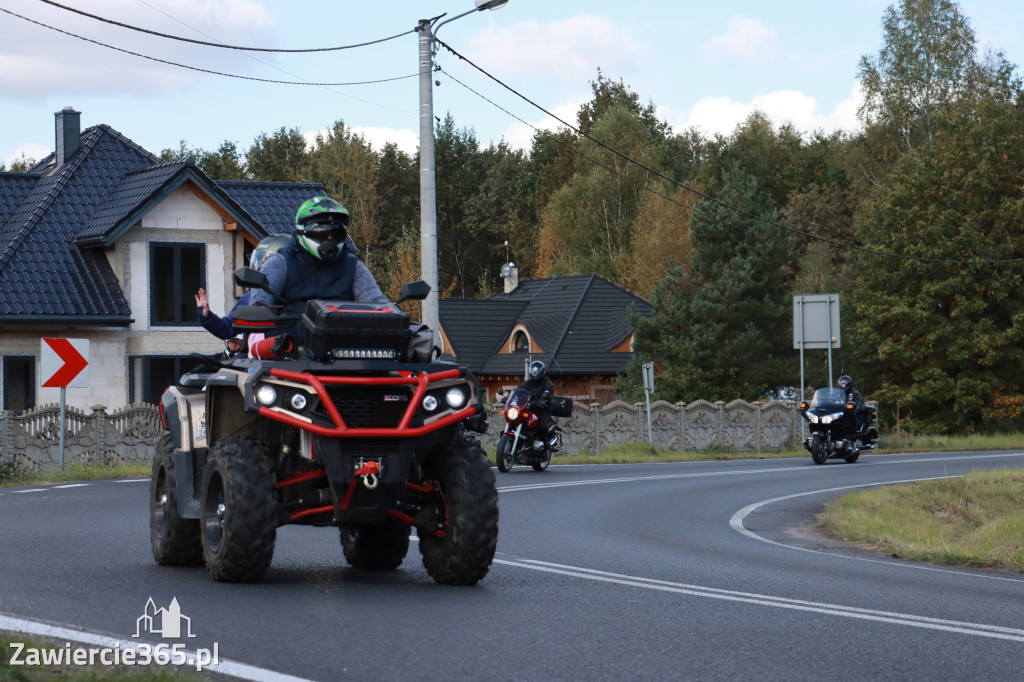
[799, 387, 879, 464]
[495, 387, 572, 472]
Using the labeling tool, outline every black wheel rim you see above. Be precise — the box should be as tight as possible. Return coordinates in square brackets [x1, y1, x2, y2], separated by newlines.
[202, 468, 225, 554]
[501, 441, 515, 469]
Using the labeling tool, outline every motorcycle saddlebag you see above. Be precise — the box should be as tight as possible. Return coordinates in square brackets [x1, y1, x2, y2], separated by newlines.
[549, 396, 574, 418]
[302, 300, 412, 362]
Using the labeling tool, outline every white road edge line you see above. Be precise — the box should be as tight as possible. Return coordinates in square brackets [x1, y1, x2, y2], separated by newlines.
[729, 477, 1024, 583]
[493, 558, 1024, 642]
[0, 614, 315, 682]
[52, 484, 92, 489]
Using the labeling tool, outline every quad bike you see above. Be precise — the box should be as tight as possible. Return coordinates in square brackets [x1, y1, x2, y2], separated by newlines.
[798, 388, 879, 465]
[494, 387, 572, 472]
[151, 267, 497, 584]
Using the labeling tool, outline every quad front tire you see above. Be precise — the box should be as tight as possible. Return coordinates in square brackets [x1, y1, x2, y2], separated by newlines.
[200, 436, 278, 582]
[420, 438, 499, 585]
[150, 434, 203, 566]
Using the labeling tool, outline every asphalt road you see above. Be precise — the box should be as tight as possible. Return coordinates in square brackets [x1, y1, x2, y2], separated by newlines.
[2, 450, 1024, 681]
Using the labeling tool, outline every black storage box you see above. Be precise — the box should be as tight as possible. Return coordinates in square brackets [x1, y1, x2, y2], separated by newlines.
[550, 396, 574, 418]
[302, 300, 411, 361]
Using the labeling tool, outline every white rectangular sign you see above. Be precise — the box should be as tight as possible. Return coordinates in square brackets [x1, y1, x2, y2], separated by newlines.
[40, 337, 90, 388]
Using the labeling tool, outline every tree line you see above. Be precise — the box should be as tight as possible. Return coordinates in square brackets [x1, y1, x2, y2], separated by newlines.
[5, 0, 1020, 434]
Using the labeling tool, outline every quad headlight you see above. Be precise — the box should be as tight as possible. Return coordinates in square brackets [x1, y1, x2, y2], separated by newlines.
[255, 385, 277, 406]
[289, 392, 308, 411]
[445, 387, 466, 408]
[422, 395, 439, 412]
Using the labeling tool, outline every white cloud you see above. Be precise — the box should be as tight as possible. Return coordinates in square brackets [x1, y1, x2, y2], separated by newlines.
[674, 83, 863, 138]
[4, 142, 49, 167]
[501, 100, 583, 151]
[0, 0, 273, 97]
[465, 15, 647, 84]
[303, 126, 419, 157]
[351, 126, 419, 156]
[702, 15, 783, 65]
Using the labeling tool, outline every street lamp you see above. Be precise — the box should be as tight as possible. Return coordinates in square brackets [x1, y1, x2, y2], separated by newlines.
[416, 0, 509, 341]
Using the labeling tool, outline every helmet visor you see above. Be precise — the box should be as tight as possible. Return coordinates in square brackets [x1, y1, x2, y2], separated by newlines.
[302, 222, 346, 242]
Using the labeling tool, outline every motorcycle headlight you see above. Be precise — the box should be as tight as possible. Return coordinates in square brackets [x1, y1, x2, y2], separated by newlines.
[808, 414, 819, 424]
[506, 406, 520, 421]
[821, 412, 843, 424]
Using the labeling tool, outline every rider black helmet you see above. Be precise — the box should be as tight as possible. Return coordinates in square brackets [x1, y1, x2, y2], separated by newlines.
[838, 375, 853, 390]
[528, 361, 546, 380]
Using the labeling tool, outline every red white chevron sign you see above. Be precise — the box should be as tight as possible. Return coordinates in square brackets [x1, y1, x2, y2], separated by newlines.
[41, 338, 90, 388]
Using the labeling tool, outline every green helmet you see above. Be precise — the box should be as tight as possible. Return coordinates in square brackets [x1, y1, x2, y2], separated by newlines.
[294, 196, 349, 261]
[249, 234, 291, 271]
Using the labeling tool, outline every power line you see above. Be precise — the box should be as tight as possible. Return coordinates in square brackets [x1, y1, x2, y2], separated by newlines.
[36, 0, 413, 51]
[435, 38, 1024, 266]
[1, 8, 416, 87]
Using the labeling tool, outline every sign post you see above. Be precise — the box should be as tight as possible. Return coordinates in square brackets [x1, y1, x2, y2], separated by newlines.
[642, 361, 654, 447]
[793, 296, 840, 440]
[40, 338, 90, 469]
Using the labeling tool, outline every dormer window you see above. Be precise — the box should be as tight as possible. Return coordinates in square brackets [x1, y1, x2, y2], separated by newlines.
[513, 330, 530, 351]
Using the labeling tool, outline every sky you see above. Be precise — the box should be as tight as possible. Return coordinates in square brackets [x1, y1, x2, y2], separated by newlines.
[2, 0, 1023, 168]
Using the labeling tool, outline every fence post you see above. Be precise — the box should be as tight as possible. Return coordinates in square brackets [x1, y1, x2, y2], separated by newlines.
[91, 405, 106, 454]
[590, 402, 602, 455]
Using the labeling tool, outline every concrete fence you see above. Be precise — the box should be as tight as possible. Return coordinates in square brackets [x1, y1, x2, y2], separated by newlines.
[1, 398, 806, 471]
[0, 403, 163, 471]
[479, 399, 803, 456]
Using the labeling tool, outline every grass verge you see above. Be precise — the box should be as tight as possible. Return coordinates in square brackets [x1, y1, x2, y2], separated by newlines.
[0, 462, 151, 489]
[820, 468, 1024, 572]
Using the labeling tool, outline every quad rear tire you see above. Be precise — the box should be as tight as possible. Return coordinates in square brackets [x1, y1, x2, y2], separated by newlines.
[420, 438, 499, 585]
[341, 522, 411, 569]
[200, 436, 277, 582]
[150, 434, 203, 566]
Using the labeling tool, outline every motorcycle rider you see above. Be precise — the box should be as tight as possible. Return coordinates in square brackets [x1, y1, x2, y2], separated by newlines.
[837, 375, 871, 440]
[195, 234, 291, 340]
[248, 196, 389, 358]
[519, 361, 557, 450]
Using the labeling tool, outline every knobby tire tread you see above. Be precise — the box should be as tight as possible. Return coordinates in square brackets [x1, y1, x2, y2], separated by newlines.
[150, 434, 203, 566]
[202, 436, 277, 582]
[420, 439, 499, 585]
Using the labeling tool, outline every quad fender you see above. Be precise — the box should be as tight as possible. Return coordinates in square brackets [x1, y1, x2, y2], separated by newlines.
[204, 369, 259, 445]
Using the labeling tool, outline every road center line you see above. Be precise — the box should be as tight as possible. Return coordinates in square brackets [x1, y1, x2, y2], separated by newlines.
[493, 558, 1024, 642]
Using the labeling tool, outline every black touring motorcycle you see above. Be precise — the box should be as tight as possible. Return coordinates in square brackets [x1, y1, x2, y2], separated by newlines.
[151, 268, 498, 584]
[798, 388, 879, 464]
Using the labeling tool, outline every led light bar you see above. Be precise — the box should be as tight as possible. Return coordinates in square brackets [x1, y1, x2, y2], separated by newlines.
[332, 348, 397, 359]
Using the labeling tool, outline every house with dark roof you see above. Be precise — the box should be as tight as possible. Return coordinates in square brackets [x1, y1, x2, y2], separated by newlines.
[438, 269, 652, 404]
[0, 108, 324, 411]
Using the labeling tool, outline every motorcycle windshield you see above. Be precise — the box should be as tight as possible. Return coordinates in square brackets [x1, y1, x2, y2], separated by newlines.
[809, 388, 847, 407]
[504, 387, 530, 410]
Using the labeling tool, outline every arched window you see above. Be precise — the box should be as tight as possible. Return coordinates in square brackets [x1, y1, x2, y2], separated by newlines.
[512, 330, 530, 351]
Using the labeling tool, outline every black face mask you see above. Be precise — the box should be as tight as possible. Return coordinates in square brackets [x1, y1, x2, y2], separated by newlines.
[317, 241, 340, 261]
